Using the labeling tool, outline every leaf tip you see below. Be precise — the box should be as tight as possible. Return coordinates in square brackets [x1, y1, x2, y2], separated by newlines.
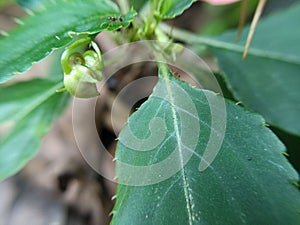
[0, 30, 9, 37]
[109, 210, 116, 216]
[111, 195, 117, 200]
[290, 180, 300, 189]
[261, 122, 270, 127]
[13, 18, 24, 26]
[24, 8, 34, 16]
[281, 151, 289, 157]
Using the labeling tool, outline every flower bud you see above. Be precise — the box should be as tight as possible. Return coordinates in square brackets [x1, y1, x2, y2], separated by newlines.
[60, 39, 103, 98]
[63, 65, 99, 98]
[83, 50, 103, 81]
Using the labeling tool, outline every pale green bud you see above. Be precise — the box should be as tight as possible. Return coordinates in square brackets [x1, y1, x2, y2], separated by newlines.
[63, 65, 99, 98]
[83, 50, 103, 81]
[60, 39, 103, 98]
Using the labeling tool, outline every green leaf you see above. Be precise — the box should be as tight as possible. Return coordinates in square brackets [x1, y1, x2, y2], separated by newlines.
[111, 68, 300, 225]
[0, 0, 136, 83]
[0, 0, 12, 7]
[209, 2, 300, 136]
[16, 0, 53, 11]
[152, 0, 196, 19]
[0, 79, 69, 180]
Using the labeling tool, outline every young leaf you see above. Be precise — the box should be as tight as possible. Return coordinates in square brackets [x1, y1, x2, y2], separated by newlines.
[111, 68, 300, 225]
[0, 0, 136, 83]
[152, 0, 196, 19]
[0, 79, 69, 180]
[209, 2, 300, 136]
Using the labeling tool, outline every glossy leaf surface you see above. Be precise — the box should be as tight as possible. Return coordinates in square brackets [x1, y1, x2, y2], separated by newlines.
[111, 68, 300, 225]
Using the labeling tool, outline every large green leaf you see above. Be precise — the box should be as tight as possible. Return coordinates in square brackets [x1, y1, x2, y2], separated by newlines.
[151, 0, 196, 19]
[111, 68, 300, 224]
[0, 79, 69, 180]
[209, 3, 300, 136]
[161, 2, 300, 136]
[0, 0, 136, 82]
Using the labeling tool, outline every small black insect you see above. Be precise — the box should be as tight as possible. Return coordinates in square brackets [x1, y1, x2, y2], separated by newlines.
[107, 16, 116, 21]
[107, 16, 123, 22]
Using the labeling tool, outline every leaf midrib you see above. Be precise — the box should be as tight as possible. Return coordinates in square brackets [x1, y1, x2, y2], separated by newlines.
[162, 75, 194, 225]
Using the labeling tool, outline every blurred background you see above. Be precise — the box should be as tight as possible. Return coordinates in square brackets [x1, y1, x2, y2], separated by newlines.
[0, 0, 299, 224]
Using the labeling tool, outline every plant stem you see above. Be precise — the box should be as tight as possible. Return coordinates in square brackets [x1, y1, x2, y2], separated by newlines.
[159, 23, 246, 52]
[158, 23, 300, 65]
[117, 0, 129, 14]
[140, 1, 150, 18]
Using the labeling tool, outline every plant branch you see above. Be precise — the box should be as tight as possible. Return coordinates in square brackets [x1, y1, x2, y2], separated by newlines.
[158, 23, 300, 66]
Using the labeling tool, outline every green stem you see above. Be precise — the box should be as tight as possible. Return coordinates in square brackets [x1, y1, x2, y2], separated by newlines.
[139, 0, 163, 38]
[159, 23, 300, 65]
[117, 0, 129, 14]
[159, 23, 247, 52]
[140, 1, 150, 18]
